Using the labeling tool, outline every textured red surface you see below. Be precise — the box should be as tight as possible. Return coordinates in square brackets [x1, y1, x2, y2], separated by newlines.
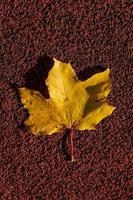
[0, 1, 132, 200]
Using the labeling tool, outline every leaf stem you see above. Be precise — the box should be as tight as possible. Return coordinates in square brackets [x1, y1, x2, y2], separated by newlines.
[70, 127, 75, 162]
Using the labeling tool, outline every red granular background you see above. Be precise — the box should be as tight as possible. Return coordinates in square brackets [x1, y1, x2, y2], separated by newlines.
[0, 1, 132, 200]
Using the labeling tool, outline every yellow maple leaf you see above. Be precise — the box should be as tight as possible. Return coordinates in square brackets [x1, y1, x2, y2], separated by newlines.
[18, 58, 116, 161]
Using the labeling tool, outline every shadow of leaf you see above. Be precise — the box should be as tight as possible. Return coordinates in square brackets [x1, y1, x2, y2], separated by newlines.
[78, 65, 107, 81]
[61, 129, 71, 161]
[25, 54, 54, 98]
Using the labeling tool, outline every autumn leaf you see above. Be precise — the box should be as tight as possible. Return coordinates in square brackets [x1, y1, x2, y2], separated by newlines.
[18, 58, 116, 161]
